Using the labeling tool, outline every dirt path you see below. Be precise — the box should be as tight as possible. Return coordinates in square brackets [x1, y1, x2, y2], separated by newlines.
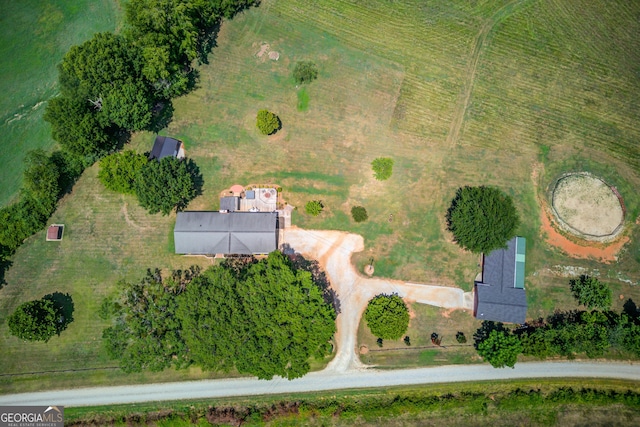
[446, 0, 533, 146]
[283, 228, 472, 372]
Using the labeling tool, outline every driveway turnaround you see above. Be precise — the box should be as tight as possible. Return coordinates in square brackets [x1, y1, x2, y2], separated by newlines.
[282, 227, 473, 372]
[0, 362, 638, 407]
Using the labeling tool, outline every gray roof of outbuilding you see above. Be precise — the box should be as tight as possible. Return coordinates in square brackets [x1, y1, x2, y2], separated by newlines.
[174, 211, 277, 255]
[220, 196, 239, 212]
[150, 136, 181, 160]
[474, 237, 527, 324]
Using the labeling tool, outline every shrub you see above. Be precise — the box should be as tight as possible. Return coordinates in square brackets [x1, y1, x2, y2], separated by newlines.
[99, 151, 148, 194]
[305, 200, 323, 216]
[371, 157, 394, 181]
[456, 332, 467, 344]
[292, 61, 318, 85]
[351, 206, 368, 222]
[256, 109, 280, 135]
[569, 275, 612, 309]
[446, 186, 519, 253]
[364, 293, 410, 340]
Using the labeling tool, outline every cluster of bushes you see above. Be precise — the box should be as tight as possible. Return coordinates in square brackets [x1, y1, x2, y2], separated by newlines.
[102, 252, 336, 379]
[474, 300, 640, 368]
[0, 0, 253, 281]
[67, 385, 640, 425]
[98, 151, 201, 215]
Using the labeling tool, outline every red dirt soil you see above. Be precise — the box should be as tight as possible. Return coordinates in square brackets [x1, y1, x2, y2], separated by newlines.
[539, 200, 628, 263]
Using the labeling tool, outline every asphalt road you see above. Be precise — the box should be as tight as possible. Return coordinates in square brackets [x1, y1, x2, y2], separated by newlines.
[0, 362, 638, 407]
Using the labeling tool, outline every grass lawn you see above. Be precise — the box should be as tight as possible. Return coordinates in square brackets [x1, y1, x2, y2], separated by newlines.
[0, 0, 121, 206]
[1, 0, 640, 391]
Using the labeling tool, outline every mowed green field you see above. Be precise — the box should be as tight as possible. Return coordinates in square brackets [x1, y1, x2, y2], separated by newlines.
[0, 0, 121, 206]
[2, 0, 640, 390]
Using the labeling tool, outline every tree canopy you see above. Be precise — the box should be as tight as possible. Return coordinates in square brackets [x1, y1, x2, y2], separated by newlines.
[569, 275, 611, 309]
[292, 61, 318, 85]
[351, 206, 368, 222]
[371, 157, 394, 181]
[104, 253, 336, 380]
[256, 109, 281, 135]
[446, 186, 519, 253]
[364, 294, 410, 340]
[98, 151, 149, 194]
[134, 157, 201, 215]
[7, 298, 58, 342]
[476, 328, 522, 368]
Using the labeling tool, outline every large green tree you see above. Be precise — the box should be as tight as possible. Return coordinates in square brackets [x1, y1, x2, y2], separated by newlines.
[364, 294, 410, 340]
[476, 328, 522, 368]
[57, 32, 154, 131]
[7, 299, 58, 342]
[102, 269, 191, 373]
[99, 151, 149, 194]
[569, 275, 611, 309]
[134, 157, 201, 215]
[446, 186, 520, 253]
[178, 252, 336, 380]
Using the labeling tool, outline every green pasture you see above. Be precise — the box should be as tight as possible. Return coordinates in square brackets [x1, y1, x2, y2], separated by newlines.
[0, 0, 121, 206]
[2, 0, 640, 391]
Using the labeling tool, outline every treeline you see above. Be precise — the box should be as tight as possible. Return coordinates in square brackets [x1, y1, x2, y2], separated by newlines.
[0, 0, 254, 282]
[474, 300, 640, 368]
[101, 252, 336, 380]
[66, 384, 640, 425]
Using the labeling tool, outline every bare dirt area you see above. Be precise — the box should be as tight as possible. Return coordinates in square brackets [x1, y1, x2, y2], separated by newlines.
[551, 173, 624, 240]
[283, 227, 472, 372]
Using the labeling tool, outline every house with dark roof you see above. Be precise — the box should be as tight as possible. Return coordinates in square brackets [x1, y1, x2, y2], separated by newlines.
[149, 135, 185, 160]
[174, 211, 278, 255]
[474, 237, 527, 324]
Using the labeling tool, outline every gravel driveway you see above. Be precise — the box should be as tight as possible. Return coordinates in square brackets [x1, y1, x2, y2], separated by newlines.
[283, 227, 473, 372]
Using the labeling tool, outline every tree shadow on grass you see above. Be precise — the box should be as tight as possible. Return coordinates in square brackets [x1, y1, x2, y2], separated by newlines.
[623, 298, 640, 323]
[0, 255, 11, 290]
[44, 292, 74, 335]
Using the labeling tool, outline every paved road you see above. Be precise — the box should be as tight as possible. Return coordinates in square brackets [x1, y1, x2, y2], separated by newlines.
[0, 362, 638, 407]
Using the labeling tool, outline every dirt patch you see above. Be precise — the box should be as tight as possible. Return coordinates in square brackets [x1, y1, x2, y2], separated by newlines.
[540, 192, 629, 263]
[551, 172, 624, 240]
[256, 43, 269, 58]
[364, 264, 374, 276]
[359, 345, 369, 355]
[268, 51, 280, 61]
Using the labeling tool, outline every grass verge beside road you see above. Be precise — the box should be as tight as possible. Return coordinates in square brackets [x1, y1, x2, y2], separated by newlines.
[64, 379, 640, 426]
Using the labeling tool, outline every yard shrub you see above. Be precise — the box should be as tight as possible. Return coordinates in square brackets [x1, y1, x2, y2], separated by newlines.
[305, 200, 323, 216]
[371, 157, 394, 180]
[351, 206, 368, 222]
[364, 293, 409, 340]
[292, 61, 318, 85]
[99, 151, 148, 194]
[569, 275, 611, 309]
[256, 109, 280, 135]
[446, 186, 519, 253]
[476, 328, 522, 368]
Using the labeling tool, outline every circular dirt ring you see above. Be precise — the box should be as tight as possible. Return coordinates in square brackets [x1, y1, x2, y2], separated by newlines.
[551, 172, 624, 241]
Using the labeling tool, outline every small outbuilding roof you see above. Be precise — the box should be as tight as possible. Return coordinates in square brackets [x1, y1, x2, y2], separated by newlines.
[474, 237, 527, 324]
[46, 224, 64, 241]
[220, 196, 240, 212]
[149, 136, 185, 160]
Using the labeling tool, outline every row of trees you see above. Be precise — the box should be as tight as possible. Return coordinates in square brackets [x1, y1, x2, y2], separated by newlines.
[98, 151, 202, 215]
[1, 0, 252, 282]
[102, 252, 336, 380]
[474, 301, 640, 368]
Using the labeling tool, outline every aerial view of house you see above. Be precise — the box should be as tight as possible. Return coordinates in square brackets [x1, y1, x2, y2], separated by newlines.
[0, 0, 639, 424]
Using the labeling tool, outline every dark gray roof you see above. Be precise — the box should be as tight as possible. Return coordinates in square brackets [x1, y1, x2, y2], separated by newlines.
[149, 136, 182, 160]
[174, 211, 277, 255]
[474, 237, 527, 324]
[220, 196, 239, 212]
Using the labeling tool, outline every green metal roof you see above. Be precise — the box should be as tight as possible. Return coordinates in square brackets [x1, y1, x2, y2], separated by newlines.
[514, 236, 526, 289]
